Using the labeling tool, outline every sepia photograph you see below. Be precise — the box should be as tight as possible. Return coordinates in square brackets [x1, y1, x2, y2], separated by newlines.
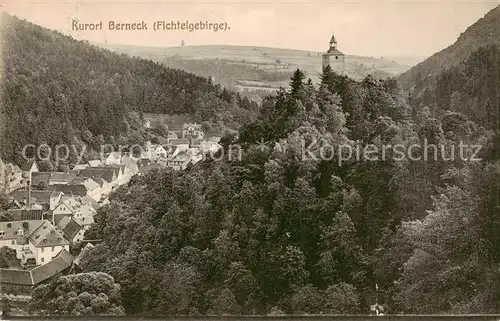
[0, 0, 499, 318]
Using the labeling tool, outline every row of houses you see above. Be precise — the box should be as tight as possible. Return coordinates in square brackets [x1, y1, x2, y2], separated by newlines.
[0, 155, 141, 296]
[140, 136, 221, 171]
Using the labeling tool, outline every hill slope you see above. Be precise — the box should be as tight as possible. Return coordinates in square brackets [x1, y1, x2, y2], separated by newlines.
[96, 43, 411, 88]
[399, 5, 500, 89]
[0, 14, 257, 164]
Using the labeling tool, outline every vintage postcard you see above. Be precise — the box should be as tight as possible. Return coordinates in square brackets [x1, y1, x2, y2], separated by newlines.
[0, 0, 499, 318]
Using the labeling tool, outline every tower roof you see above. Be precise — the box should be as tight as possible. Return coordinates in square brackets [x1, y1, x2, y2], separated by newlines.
[329, 33, 337, 44]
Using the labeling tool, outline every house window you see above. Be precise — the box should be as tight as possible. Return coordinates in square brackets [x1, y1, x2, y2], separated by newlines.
[0, 230, 4, 236]
[41, 258, 44, 263]
[41, 247, 44, 252]
[335, 56, 338, 60]
[16, 228, 24, 236]
[12, 240, 16, 245]
[52, 247, 55, 252]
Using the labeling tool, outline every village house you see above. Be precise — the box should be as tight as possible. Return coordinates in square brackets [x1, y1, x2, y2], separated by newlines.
[57, 216, 85, 243]
[48, 184, 89, 200]
[169, 138, 190, 151]
[71, 177, 102, 202]
[154, 145, 169, 158]
[77, 167, 117, 196]
[122, 155, 139, 176]
[166, 151, 192, 171]
[2, 163, 24, 193]
[0, 209, 43, 222]
[0, 249, 73, 295]
[0, 219, 69, 266]
[31, 172, 77, 188]
[9, 190, 63, 211]
[182, 123, 204, 140]
[19, 160, 39, 185]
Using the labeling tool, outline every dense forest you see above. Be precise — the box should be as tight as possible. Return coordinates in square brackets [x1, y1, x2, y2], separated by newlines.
[78, 62, 500, 314]
[0, 14, 258, 164]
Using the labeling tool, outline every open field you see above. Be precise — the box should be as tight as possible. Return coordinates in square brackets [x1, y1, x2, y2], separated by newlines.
[95, 44, 412, 94]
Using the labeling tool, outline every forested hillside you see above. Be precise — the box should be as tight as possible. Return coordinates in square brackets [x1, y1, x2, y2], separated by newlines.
[412, 45, 500, 130]
[80, 68, 500, 314]
[0, 14, 258, 164]
[398, 5, 500, 89]
[398, 6, 500, 131]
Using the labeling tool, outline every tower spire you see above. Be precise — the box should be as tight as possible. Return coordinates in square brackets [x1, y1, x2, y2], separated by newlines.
[329, 32, 337, 50]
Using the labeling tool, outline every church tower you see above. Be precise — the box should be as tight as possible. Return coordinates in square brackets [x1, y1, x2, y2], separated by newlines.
[322, 32, 345, 72]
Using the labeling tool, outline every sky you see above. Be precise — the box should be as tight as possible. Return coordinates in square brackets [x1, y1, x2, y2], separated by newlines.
[2, 0, 499, 58]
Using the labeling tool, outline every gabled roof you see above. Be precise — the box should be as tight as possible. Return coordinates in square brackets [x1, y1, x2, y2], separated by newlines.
[29, 220, 69, 247]
[5, 163, 22, 174]
[71, 177, 100, 191]
[0, 220, 44, 241]
[0, 268, 32, 285]
[0, 250, 73, 286]
[30, 249, 73, 284]
[73, 243, 94, 266]
[10, 190, 54, 205]
[20, 160, 37, 172]
[1, 209, 44, 221]
[78, 168, 116, 183]
[81, 196, 99, 210]
[53, 213, 71, 226]
[62, 218, 83, 240]
[329, 33, 337, 44]
[56, 215, 71, 229]
[48, 184, 88, 197]
[326, 48, 344, 56]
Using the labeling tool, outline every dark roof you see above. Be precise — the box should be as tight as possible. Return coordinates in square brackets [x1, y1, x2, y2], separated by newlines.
[48, 184, 88, 197]
[62, 219, 83, 240]
[30, 249, 73, 284]
[326, 48, 344, 55]
[0, 220, 44, 241]
[0, 268, 32, 285]
[1, 209, 44, 221]
[78, 167, 116, 183]
[32, 172, 51, 186]
[29, 220, 69, 247]
[10, 190, 53, 205]
[20, 160, 36, 172]
[53, 213, 71, 226]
